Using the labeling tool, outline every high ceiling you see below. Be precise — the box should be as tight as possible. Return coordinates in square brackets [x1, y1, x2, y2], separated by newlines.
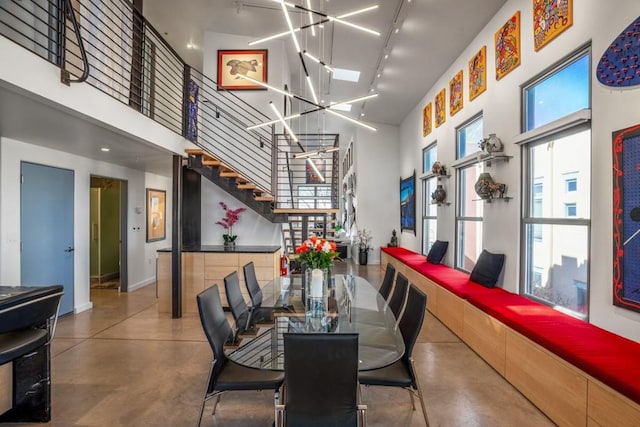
[145, 0, 507, 128]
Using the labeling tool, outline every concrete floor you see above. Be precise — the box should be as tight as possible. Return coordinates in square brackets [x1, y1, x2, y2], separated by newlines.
[8, 262, 554, 426]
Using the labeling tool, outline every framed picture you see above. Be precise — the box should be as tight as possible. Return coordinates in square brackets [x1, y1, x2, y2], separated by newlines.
[422, 102, 432, 137]
[449, 70, 464, 116]
[217, 49, 267, 90]
[469, 45, 487, 101]
[400, 171, 416, 234]
[434, 88, 446, 128]
[495, 11, 521, 80]
[146, 189, 166, 242]
[533, 0, 572, 51]
[597, 16, 640, 88]
[613, 123, 640, 313]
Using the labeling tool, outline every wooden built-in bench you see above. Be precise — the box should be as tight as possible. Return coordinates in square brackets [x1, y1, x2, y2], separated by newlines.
[381, 247, 640, 427]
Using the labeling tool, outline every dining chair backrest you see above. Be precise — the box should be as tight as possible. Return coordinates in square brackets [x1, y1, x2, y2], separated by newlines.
[243, 262, 263, 308]
[399, 285, 427, 388]
[388, 272, 409, 320]
[224, 271, 250, 325]
[378, 263, 396, 301]
[196, 285, 232, 393]
[283, 333, 359, 427]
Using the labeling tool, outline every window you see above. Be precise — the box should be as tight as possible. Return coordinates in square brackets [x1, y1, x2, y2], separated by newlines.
[524, 52, 590, 131]
[521, 47, 591, 319]
[457, 114, 483, 159]
[565, 175, 577, 192]
[456, 115, 483, 271]
[422, 144, 438, 255]
[297, 185, 332, 209]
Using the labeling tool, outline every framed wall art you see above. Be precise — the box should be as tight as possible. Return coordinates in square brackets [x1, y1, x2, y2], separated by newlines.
[449, 70, 464, 116]
[469, 45, 487, 101]
[146, 189, 166, 242]
[422, 102, 432, 137]
[597, 16, 640, 88]
[533, 0, 573, 51]
[434, 89, 446, 128]
[613, 123, 640, 313]
[400, 170, 416, 234]
[495, 11, 521, 80]
[217, 49, 267, 90]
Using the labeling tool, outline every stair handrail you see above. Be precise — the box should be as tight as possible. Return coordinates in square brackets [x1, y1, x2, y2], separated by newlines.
[60, 0, 90, 85]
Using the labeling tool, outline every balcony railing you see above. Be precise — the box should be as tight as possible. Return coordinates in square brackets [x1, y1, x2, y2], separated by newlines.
[0, 0, 338, 208]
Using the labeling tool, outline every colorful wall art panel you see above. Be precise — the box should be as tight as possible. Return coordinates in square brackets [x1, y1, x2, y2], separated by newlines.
[613, 124, 640, 313]
[533, 0, 573, 51]
[400, 171, 416, 234]
[449, 70, 464, 116]
[422, 102, 432, 137]
[469, 46, 487, 101]
[434, 89, 446, 128]
[495, 11, 521, 80]
[597, 16, 640, 88]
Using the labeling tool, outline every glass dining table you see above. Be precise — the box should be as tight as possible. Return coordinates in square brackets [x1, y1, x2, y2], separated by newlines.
[225, 273, 405, 371]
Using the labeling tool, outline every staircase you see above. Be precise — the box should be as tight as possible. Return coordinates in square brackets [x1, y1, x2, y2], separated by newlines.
[186, 148, 287, 223]
[282, 213, 339, 254]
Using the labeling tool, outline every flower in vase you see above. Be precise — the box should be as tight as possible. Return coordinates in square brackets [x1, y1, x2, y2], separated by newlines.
[216, 201, 246, 242]
[295, 236, 339, 269]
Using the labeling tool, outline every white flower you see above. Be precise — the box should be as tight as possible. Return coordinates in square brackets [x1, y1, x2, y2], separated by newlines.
[322, 241, 333, 253]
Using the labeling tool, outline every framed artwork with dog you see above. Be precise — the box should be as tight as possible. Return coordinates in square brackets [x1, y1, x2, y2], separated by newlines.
[217, 49, 267, 90]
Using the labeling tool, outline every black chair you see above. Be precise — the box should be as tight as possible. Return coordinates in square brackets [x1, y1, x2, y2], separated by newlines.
[276, 333, 366, 427]
[359, 285, 430, 426]
[196, 285, 284, 427]
[224, 271, 256, 337]
[387, 272, 409, 320]
[242, 261, 274, 323]
[378, 263, 396, 301]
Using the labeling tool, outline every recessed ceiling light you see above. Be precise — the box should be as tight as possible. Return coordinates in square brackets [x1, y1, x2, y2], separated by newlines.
[360, 112, 365, 117]
[384, 54, 389, 59]
[377, 73, 381, 78]
[394, 28, 400, 34]
[332, 68, 361, 82]
[101, 147, 110, 152]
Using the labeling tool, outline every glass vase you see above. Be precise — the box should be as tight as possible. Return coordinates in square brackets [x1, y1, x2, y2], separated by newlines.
[304, 267, 330, 319]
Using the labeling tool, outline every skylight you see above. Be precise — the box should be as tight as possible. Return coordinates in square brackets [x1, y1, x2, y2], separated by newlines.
[332, 68, 361, 82]
[330, 103, 352, 112]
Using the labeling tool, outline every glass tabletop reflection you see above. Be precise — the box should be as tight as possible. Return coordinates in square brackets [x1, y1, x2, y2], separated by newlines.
[225, 274, 405, 371]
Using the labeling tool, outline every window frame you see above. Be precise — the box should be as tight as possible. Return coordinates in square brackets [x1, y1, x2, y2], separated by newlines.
[455, 113, 484, 272]
[421, 143, 438, 255]
[519, 45, 592, 320]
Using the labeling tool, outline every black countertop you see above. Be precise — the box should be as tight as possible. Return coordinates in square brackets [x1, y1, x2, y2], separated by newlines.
[157, 245, 281, 253]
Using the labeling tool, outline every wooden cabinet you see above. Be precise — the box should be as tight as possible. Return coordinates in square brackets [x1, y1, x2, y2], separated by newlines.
[157, 248, 281, 314]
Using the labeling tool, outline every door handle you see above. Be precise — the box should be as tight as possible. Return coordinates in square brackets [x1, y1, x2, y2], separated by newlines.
[64, 246, 75, 252]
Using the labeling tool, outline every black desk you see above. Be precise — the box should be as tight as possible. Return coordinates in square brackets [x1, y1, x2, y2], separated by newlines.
[0, 285, 63, 423]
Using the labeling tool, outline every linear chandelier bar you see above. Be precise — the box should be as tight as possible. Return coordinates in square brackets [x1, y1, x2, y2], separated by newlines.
[293, 147, 340, 159]
[303, 50, 333, 72]
[269, 101, 298, 142]
[305, 0, 315, 37]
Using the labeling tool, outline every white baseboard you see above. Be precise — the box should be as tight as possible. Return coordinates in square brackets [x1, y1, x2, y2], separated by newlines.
[128, 277, 156, 292]
[75, 301, 93, 313]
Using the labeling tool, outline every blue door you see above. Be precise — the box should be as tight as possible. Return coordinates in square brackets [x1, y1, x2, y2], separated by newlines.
[21, 162, 75, 315]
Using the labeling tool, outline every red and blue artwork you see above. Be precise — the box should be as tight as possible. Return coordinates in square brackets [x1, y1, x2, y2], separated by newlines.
[613, 124, 640, 313]
[597, 16, 640, 88]
[400, 171, 416, 234]
[186, 79, 199, 141]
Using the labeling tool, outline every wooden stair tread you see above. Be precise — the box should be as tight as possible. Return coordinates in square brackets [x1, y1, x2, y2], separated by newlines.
[255, 195, 274, 202]
[237, 183, 257, 190]
[273, 208, 340, 214]
[202, 159, 222, 166]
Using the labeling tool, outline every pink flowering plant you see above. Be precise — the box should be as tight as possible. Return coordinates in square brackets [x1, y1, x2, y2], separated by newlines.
[216, 201, 246, 243]
[295, 236, 339, 269]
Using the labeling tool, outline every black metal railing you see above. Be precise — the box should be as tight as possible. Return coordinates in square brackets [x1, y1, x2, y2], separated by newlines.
[274, 134, 339, 210]
[1, 0, 275, 193]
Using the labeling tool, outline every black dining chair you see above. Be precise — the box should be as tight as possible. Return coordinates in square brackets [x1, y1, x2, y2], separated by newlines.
[242, 261, 274, 323]
[224, 271, 256, 337]
[359, 285, 430, 426]
[196, 285, 284, 427]
[276, 333, 366, 427]
[387, 272, 409, 320]
[378, 263, 396, 301]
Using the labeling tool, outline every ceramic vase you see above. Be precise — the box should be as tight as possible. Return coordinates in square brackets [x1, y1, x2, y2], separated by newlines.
[431, 184, 447, 203]
[474, 172, 495, 199]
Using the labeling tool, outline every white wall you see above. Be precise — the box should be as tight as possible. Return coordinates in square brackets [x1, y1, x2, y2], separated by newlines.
[398, 0, 640, 342]
[0, 137, 172, 312]
[352, 123, 400, 265]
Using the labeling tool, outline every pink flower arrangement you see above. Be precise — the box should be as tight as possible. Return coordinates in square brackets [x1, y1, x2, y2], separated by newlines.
[216, 201, 246, 242]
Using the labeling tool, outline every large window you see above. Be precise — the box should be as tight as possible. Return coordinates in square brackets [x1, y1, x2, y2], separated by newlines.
[422, 144, 438, 255]
[521, 47, 591, 319]
[456, 115, 483, 271]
